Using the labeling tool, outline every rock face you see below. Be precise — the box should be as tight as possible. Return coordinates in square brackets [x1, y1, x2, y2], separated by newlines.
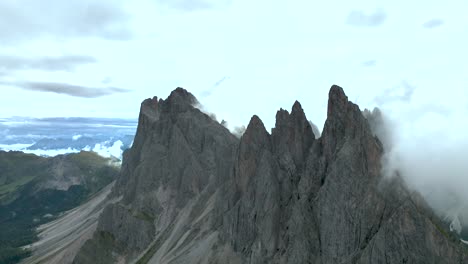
[73, 86, 468, 264]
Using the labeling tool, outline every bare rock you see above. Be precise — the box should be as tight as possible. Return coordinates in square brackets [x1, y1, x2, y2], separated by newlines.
[73, 86, 468, 264]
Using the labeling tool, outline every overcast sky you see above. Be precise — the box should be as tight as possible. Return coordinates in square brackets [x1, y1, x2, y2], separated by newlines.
[1, 0, 467, 131]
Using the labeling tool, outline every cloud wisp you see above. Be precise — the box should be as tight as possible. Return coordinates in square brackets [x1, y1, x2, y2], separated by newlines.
[101, 76, 113, 85]
[0, 54, 97, 72]
[154, 0, 231, 11]
[346, 9, 387, 27]
[422, 18, 444, 29]
[200, 76, 230, 98]
[374, 81, 415, 105]
[1, 80, 130, 98]
[0, 0, 132, 44]
[362, 59, 377, 67]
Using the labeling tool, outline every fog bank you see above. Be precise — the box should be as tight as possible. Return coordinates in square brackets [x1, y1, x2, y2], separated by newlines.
[371, 87, 468, 235]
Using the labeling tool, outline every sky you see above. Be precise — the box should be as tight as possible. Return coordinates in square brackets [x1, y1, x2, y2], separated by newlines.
[2, 0, 468, 233]
[0, 0, 468, 128]
[0, 0, 467, 132]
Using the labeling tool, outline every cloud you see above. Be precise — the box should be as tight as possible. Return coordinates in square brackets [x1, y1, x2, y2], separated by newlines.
[1, 80, 130, 98]
[0, 55, 97, 72]
[405, 103, 451, 121]
[372, 86, 468, 237]
[346, 9, 387, 27]
[374, 81, 415, 105]
[422, 18, 444, 29]
[0, 0, 132, 44]
[309, 120, 321, 139]
[154, 0, 231, 11]
[200, 90, 214, 98]
[380, 109, 468, 232]
[362, 59, 377, 67]
[101, 76, 113, 84]
[200, 76, 230, 98]
[232, 125, 246, 138]
[213, 76, 230, 87]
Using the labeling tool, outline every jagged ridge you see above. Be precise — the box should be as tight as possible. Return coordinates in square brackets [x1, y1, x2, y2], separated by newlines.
[73, 86, 468, 264]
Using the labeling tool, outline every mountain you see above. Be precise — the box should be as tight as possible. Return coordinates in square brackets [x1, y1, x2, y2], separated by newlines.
[66, 86, 468, 263]
[0, 117, 136, 159]
[0, 151, 119, 264]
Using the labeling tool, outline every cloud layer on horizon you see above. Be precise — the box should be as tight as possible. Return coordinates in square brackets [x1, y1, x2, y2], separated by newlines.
[1, 80, 130, 98]
[0, 54, 97, 72]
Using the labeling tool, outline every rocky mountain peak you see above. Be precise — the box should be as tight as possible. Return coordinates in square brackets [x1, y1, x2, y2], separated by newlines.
[364, 107, 391, 150]
[291, 100, 303, 115]
[325, 84, 363, 133]
[165, 87, 198, 112]
[272, 100, 314, 166]
[242, 115, 270, 145]
[72, 85, 468, 264]
[140, 96, 160, 121]
[238, 115, 270, 153]
[140, 88, 196, 116]
[327, 84, 348, 118]
[232, 115, 272, 194]
[322, 85, 374, 159]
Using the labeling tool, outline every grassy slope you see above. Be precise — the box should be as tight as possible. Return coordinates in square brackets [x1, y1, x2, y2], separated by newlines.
[0, 152, 49, 204]
[0, 151, 119, 264]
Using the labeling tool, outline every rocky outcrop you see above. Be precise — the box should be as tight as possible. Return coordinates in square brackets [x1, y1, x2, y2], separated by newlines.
[74, 86, 468, 264]
[74, 88, 239, 263]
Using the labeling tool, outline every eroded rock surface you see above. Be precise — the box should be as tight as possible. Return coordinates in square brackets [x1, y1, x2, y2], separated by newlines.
[73, 86, 468, 264]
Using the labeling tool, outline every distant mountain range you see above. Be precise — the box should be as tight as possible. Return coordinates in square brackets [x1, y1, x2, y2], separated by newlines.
[0, 117, 137, 159]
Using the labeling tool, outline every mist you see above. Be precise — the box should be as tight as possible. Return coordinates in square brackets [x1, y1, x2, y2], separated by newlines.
[372, 88, 468, 235]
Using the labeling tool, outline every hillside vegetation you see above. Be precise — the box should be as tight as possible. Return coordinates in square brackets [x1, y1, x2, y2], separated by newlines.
[0, 151, 118, 264]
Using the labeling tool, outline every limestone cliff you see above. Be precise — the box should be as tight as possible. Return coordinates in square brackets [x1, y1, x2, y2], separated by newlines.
[74, 86, 468, 264]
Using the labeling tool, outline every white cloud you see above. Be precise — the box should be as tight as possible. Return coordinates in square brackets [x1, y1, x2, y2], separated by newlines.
[0, 54, 97, 72]
[374, 81, 415, 105]
[423, 18, 444, 29]
[0, 140, 125, 160]
[346, 8, 387, 27]
[0, 0, 133, 44]
[153, 0, 231, 11]
[0, 143, 34, 151]
[377, 87, 468, 230]
[92, 140, 124, 159]
[1, 80, 130, 98]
